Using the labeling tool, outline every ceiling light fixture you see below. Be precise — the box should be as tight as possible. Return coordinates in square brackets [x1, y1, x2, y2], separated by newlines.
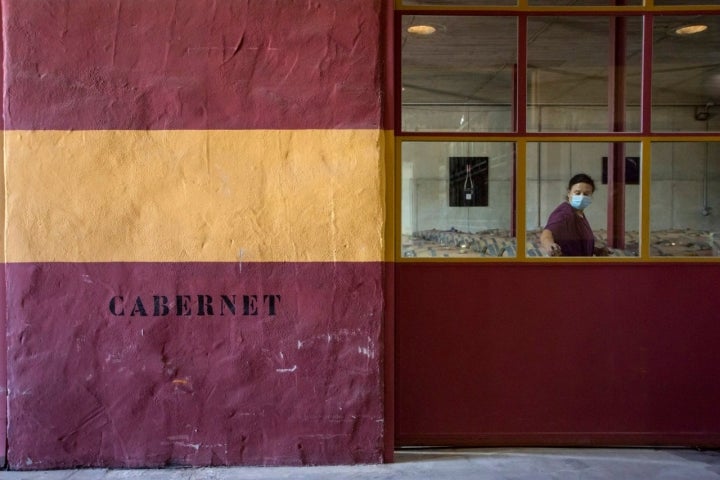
[407, 25, 436, 35]
[674, 24, 708, 35]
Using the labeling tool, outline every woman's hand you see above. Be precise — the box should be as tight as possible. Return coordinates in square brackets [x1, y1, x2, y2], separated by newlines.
[594, 246, 612, 256]
[546, 243, 562, 256]
[539, 229, 562, 256]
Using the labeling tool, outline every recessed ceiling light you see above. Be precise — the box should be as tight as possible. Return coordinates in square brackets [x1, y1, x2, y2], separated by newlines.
[407, 25, 437, 35]
[674, 24, 708, 35]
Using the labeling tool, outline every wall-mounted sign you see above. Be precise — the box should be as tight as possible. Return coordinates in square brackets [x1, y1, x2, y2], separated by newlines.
[449, 156, 489, 207]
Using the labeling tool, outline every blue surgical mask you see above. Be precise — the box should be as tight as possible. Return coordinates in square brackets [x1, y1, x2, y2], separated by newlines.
[570, 194, 592, 210]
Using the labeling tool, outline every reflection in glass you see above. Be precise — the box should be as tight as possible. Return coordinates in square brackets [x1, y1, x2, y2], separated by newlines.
[530, 0, 642, 4]
[526, 142, 640, 257]
[653, 15, 720, 132]
[527, 16, 642, 132]
[401, 142, 515, 258]
[651, 142, 720, 257]
[402, 0, 516, 5]
[654, 0, 720, 4]
[401, 16, 517, 133]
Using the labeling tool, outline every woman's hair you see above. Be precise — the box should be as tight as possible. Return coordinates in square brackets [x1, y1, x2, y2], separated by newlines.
[568, 173, 595, 193]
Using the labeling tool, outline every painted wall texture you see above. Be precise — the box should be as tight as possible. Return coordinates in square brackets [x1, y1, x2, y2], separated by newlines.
[3, 0, 387, 469]
[1, 2, 6, 465]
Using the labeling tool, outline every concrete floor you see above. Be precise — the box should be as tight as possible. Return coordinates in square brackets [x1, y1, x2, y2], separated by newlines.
[2, 448, 720, 479]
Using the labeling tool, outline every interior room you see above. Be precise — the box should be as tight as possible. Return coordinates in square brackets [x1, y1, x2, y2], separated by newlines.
[399, 10, 720, 258]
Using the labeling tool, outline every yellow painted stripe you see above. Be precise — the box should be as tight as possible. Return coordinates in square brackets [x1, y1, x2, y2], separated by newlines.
[6, 130, 386, 262]
[1, 131, 4, 263]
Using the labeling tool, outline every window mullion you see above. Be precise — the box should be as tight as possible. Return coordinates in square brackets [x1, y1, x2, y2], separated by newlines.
[515, 140, 527, 259]
[640, 139, 651, 260]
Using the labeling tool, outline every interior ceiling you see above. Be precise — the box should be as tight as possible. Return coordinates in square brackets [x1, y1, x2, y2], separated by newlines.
[401, 11, 720, 107]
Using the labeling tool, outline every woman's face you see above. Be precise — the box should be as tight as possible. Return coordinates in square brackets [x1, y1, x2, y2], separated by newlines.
[567, 182, 594, 201]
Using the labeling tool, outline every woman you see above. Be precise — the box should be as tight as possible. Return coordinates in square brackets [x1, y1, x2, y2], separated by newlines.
[540, 173, 609, 257]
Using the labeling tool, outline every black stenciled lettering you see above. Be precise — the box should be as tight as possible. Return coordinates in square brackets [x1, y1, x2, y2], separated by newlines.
[130, 296, 148, 316]
[243, 295, 259, 316]
[109, 296, 125, 316]
[153, 296, 170, 316]
[197, 295, 214, 316]
[220, 295, 236, 315]
[110, 293, 281, 317]
[176, 295, 192, 316]
[264, 295, 281, 316]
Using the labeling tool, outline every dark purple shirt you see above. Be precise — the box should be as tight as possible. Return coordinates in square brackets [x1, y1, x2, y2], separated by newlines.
[544, 202, 595, 256]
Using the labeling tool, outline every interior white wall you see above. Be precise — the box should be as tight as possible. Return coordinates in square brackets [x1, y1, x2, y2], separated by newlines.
[402, 106, 513, 133]
[401, 105, 720, 236]
[651, 140, 720, 232]
[402, 141, 514, 233]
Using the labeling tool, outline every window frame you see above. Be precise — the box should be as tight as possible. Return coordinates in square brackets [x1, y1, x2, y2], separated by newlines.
[394, 1, 720, 262]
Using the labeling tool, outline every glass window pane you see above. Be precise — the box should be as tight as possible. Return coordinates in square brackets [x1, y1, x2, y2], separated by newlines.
[530, 0, 642, 5]
[402, 0, 516, 5]
[652, 15, 720, 132]
[526, 142, 641, 257]
[650, 142, 720, 257]
[654, 0, 720, 5]
[401, 141, 516, 258]
[402, 16, 517, 133]
[527, 16, 642, 132]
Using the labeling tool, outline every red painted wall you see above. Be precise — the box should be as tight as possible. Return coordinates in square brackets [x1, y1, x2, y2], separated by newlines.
[4, 0, 381, 130]
[7, 263, 384, 467]
[396, 263, 720, 447]
[1, 0, 7, 466]
[3, 0, 387, 469]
